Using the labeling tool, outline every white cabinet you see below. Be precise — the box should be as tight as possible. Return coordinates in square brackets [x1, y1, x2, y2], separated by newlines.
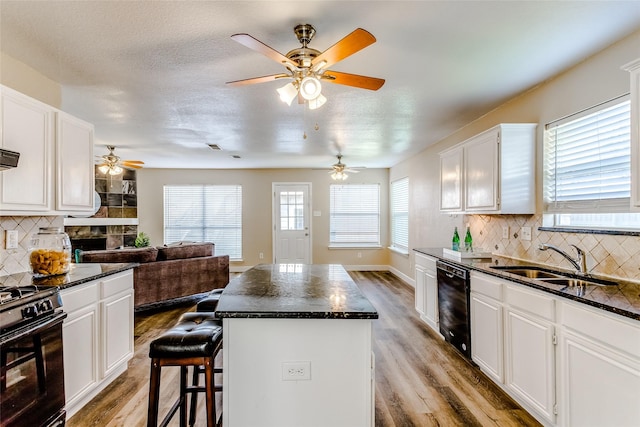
[558, 300, 640, 427]
[56, 111, 95, 212]
[0, 85, 94, 215]
[414, 253, 439, 333]
[439, 123, 536, 213]
[0, 86, 53, 211]
[623, 58, 640, 210]
[504, 284, 556, 425]
[470, 272, 504, 383]
[60, 270, 134, 419]
[439, 148, 463, 211]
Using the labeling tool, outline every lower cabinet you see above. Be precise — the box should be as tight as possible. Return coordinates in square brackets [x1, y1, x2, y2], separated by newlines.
[471, 271, 640, 427]
[414, 253, 439, 333]
[61, 270, 134, 419]
[558, 300, 640, 427]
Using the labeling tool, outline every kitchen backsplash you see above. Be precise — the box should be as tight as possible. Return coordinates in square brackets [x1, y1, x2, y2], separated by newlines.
[467, 214, 640, 282]
[1, 216, 64, 276]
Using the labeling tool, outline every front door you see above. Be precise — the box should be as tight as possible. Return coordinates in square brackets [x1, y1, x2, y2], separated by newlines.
[273, 183, 311, 264]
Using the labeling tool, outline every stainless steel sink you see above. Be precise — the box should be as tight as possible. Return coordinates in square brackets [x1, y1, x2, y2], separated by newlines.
[489, 266, 565, 279]
[490, 266, 618, 287]
[537, 277, 619, 287]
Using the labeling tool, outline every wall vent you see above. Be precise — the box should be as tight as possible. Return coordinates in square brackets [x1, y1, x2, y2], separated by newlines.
[208, 144, 222, 151]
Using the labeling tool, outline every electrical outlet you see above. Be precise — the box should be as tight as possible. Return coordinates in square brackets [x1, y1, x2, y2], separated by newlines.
[521, 226, 532, 241]
[259, 252, 264, 259]
[502, 226, 509, 239]
[282, 361, 311, 381]
[5, 230, 18, 249]
[357, 252, 362, 258]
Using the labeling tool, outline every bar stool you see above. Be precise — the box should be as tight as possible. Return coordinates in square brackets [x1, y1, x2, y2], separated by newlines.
[147, 312, 223, 427]
[195, 288, 224, 312]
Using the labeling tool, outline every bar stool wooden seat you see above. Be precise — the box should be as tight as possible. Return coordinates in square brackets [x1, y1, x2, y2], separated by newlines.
[147, 312, 223, 427]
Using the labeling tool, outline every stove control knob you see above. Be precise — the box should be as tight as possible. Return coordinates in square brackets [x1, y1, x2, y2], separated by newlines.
[39, 299, 53, 312]
[22, 304, 39, 319]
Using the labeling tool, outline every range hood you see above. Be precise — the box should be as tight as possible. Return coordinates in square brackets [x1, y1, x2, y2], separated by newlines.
[0, 149, 20, 170]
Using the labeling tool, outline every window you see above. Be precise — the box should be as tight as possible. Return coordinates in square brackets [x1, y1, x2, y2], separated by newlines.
[164, 185, 242, 259]
[329, 184, 380, 247]
[390, 177, 409, 253]
[543, 96, 640, 230]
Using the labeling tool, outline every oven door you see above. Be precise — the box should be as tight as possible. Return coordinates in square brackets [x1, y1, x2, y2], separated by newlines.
[1, 311, 67, 427]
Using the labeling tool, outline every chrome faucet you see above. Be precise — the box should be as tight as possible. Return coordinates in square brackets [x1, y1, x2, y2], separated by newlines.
[538, 243, 588, 275]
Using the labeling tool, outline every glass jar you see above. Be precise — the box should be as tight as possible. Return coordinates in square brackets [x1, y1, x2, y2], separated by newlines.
[29, 227, 72, 277]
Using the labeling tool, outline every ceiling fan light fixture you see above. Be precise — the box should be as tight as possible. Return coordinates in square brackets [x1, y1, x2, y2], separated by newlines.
[300, 76, 322, 100]
[331, 170, 348, 181]
[98, 164, 110, 174]
[277, 82, 298, 106]
[110, 165, 123, 175]
[308, 93, 327, 110]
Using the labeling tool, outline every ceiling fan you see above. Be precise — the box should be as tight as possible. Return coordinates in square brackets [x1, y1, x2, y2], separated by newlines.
[226, 24, 385, 109]
[96, 145, 144, 175]
[329, 155, 361, 181]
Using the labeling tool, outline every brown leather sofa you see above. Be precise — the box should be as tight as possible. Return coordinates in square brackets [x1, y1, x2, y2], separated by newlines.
[78, 242, 229, 310]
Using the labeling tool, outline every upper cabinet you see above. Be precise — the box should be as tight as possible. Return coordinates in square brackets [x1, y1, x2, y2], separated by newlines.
[623, 58, 640, 210]
[0, 85, 95, 215]
[439, 123, 537, 214]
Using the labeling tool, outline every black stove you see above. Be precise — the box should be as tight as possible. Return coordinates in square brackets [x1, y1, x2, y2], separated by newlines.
[0, 284, 63, 335]
[0, 278, 67, 427]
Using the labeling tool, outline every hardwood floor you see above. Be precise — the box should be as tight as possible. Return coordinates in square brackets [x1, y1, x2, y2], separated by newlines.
[67, 271, 540, 427]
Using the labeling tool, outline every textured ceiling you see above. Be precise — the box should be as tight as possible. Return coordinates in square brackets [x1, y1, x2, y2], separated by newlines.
[1, 1, 639, 170]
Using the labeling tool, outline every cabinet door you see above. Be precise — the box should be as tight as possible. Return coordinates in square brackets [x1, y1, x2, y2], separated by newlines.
[63, 305, 99, 407]
[471, 292, 503, 383]
[102, 290, 134, 377]
[560, 330, 640, 427]
[439, 148, 463, 211]
[423, 266, 438, 328]
[0, 87, 52, 211]
[56, 111, 95, 212]
[504, 308, 556, 424]
[624, 59, 640, 209]
[464, 129, 499, 212]
[414, 265, 426, 316]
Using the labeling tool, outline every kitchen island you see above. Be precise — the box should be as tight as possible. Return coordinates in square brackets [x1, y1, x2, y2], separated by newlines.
[215, 264, 378, 427]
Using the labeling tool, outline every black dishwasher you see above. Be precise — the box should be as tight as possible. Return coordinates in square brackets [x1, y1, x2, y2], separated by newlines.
[436, 259, 472, 360]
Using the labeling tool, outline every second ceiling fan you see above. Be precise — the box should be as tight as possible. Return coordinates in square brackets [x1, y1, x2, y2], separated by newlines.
[226, 24, 385, 109]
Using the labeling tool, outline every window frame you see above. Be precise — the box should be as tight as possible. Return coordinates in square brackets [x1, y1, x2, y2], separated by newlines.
[390, 177, 409, 255]
[163, 184, 243, 260]
[329, 183, 381, 248]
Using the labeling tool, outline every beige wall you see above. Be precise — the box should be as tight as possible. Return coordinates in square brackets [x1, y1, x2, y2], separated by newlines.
[0, 52, 61, 108]
[137, 168, 390, 270]
[392, 28, 640, 282]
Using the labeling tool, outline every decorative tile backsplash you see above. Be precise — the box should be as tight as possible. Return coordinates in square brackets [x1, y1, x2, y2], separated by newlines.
[1, 216, 64, 276]
[467, 214, 640, 282]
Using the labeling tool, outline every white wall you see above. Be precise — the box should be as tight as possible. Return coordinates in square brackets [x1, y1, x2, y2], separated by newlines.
[392, 28, 640, 282]
[137, 168, 390, 269]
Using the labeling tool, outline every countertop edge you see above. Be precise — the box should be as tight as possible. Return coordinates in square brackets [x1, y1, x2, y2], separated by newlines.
[413, 248, 640, 321]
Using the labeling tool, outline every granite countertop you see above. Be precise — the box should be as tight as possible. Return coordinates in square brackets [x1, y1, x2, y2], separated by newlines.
[215, 264, 379, 319]
[414, 248, 640, 321]
[0, 262, 138, 290]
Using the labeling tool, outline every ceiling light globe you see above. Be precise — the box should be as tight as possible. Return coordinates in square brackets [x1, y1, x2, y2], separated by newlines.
[109, 165, 123, 175]
[308, 93, 327, 110]
[277, 82, 298, 106]
[300, 76, 322, 101]
[98, 164, 110, 174]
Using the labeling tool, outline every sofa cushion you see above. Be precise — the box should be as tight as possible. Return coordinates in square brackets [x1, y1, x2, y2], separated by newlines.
[79, 247, 158, 263]
[156, 242, 214, 261]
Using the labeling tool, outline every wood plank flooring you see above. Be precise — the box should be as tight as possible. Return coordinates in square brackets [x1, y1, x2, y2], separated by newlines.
[67, 271, 541, 427]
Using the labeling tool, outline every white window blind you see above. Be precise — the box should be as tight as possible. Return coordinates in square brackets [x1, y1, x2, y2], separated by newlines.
[544, 97, 631, 213]
[164, 185, 242, 260]
[391, 177, 409, 252]
[329, 184, 380, 247]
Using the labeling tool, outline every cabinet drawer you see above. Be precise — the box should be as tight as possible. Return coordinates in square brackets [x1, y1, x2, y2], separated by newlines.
[61, 282, 99, 313]
[562, 301, 640, 358]
[415, 253, 437, 271]
[505, 284, 555, 321]
[100, 271, 134, 299]
[471, 272, 503, 300]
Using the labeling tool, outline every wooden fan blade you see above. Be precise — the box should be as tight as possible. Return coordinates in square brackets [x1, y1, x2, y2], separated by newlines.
[121, 160, 144, 164]
[121, 163, 143, 169]
[311, 28, 376, 70]
[231, 34, 297, 68]
[226, 73, 290, 86]
[322, 70, 385, 91]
